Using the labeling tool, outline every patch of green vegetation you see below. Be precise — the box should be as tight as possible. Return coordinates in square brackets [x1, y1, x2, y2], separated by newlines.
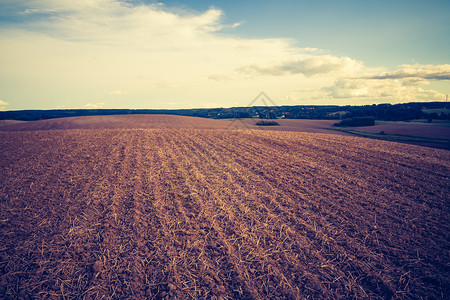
[256, 120, 280, 126]
[376, 120, 450, 127]
[327, 111, 349, 118]
[334, 117, 375, 127]
[423, 108, 450, 115]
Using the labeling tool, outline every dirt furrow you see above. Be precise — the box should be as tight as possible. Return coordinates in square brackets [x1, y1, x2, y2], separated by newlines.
[180, 130, 396, 297]
[167, 130, 290, 298]
[1, 130, 118, 298]
[1, 128, 448, 299]
[207, 130, 446, 238]
[170, 130, 347, 298]
[186, 130, 440, 294]
[200, 130, 448, 297]
[143, 130, 225, 298]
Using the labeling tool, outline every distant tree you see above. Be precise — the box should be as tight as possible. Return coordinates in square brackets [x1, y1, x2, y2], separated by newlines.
[334, 117, 375, 127]
[256, 120, 280, 126]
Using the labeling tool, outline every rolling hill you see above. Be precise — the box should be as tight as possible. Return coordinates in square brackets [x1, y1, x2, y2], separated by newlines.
[0, 116, 448, 299]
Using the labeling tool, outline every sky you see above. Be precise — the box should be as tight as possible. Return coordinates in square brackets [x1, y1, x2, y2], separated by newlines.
[0, 0, 449, 110]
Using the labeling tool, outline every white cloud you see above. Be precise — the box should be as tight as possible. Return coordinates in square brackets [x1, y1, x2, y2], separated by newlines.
[83, 102, 105, 109]
[0, 99, 9, 110]
[317, 64, 450, 103]
[230, 22, 243, 29]
[27, 1, 226, 44]
[323, 78, 446, 103]
[300, 47, 326, 53]
[366, 64, 450, 81]
[240, 55, 364, 77]
[0, 1, 448, 109]
[109, 90, 128, 96]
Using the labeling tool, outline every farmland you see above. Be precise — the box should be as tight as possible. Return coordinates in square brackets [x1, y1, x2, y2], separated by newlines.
[0, 117, 449, 299]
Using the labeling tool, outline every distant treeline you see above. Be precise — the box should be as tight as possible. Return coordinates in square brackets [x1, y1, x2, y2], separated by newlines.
[1, 102, 448, 121]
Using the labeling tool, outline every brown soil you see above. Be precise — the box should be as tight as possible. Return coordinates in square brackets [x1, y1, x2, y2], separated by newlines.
[0, 115, 347, 136]
[1, 127, 448, 299]
[0, 115, 232, 131]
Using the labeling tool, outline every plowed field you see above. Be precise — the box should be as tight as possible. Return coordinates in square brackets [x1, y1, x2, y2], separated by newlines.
[1, 128, 449, 299]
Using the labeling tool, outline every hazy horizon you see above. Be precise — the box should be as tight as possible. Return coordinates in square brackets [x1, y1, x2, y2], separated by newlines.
[1, 99, 449, 113]
[1, 0, 449, 111]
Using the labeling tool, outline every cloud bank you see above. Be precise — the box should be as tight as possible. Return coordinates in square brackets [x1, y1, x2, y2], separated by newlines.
[0, 0, 448, 109]
[240, 56, 364, 77]
[365, 64, 450, 81]
[83, 102, 106, 109]
[0, 99, 9, 110]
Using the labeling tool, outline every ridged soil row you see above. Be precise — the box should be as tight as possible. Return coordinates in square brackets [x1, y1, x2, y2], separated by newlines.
[305, 132, 449, 175]
[172, 131, 285, 298]
[290, 133, 450, 261]
[144, 130, 227, 299]
[171, 130, 341, 298]
[228, 131, 449, 253]
[1, 129, 448, 299]
[216, 130, 396, 297]
[52, 130, 122, 299]
[0, 131, 73, 297]
[131, 129, 168, 298]
[210, 130, 421, 243]
[141, 129, 220, 298]
[160, 128, 260, 299]
[166, 130, 273, 299]
[198, 130, 373, 237]
[0, 130, 114, 297]
[238, 130, 447, 191]
[204, 130, 448, 297]
[79, 129, 139, 298]
[262, 131, 449, 202]
[191, 130, 396, 297]
[215, 131, 392, 232]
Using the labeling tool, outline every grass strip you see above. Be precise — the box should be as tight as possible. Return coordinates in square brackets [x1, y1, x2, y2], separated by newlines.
[329, 127, 450, 144]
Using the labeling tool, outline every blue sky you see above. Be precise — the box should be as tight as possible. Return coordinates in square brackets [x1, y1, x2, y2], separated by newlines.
[0, 0, 449, 110]
[163, 0, 450, 65]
